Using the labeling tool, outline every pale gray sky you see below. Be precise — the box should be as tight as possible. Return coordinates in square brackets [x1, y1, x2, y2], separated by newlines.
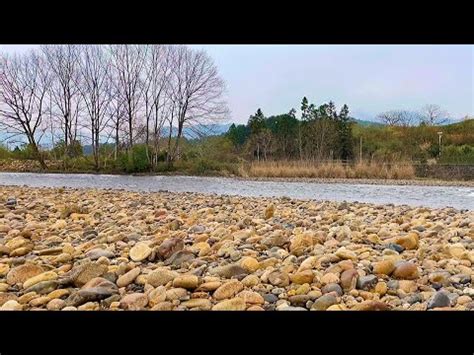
[1, 44, 473, 123]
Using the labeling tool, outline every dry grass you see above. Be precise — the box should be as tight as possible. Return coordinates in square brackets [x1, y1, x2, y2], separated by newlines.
[245, 160, 416, 179]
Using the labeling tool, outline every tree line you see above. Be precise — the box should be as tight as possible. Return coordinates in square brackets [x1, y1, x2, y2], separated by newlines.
[226, 98, 468, 164]
[0, 45, 228, 170]
[227, 97, 354, 162]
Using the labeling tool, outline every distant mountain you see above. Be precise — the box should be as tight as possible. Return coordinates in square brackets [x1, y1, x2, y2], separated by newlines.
[353, 119, 384, 127]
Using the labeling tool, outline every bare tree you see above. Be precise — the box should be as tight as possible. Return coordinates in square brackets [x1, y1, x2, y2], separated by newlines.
[420, 104, 449, 125]
[167, 46, 228, 164]
[142, 45, 173, 167]
[41, 45, 83, 157]
[0, 51, 51, 168]
[76, 45, 113, 170]
[109, 45, 147, 148]
[376, 110, 420, 127]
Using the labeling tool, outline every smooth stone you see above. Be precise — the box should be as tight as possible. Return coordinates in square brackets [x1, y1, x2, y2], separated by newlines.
[146, 268, 179, 287]
[6, 263, 44, 285]
[181, 298, 212, 310]
[172, 275, 199, 289]
[120, 293, 148, 310]
[352, 301, 391, 311]
[372, 260, 395, 275]
[0, 300, 22, 310]
[321, 283, 343, 296]
[263, 294, 279, 303]
[290, 270, 314, 285]
[213, 280, 244, 300]
[116, 267, 141, 288]
[158, 238, 184, 260]
[212, 297, 246, 310]
[392, 262, 419, 280]
[23, 271, 58, 289]
[63, 263, 108, 287]
[24, 280, 59, 295]
[386, 243, 405, 253]
[340, 269, 359, 291]
[85, 248, 115, 260]
[427, 291, 451, 309]
[357, 275, 378, 290]
[209, 264, 248, 279]
[311, 294, 337, 311]
[129, 243, 152, 262]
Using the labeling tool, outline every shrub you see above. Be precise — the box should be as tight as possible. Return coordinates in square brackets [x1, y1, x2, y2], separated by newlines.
[50, 140, 83, 159]
[118, 144, 151, 173]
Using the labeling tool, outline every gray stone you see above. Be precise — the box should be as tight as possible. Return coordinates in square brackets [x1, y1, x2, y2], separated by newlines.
[311, 294, 337, 311]
[85, 249, 115, 260]
[427, 291, 451, 309]
[386, 243, 405, 253]
[321, 283, 343, 296]
[357, 275, 378, 290]
[263, 293, 278, 303]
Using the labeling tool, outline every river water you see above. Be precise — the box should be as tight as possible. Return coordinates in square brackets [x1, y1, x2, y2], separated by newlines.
[0, 172, 472, 210]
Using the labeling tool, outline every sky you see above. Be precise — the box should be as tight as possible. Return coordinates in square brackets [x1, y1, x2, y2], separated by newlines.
[1, 44, 473, 124]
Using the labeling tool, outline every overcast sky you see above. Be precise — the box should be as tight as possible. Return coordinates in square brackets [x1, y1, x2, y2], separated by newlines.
[1, 44, 472, 124]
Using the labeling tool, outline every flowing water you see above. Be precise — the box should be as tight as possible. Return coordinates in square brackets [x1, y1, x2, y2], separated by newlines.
[0, 172, 472, 210]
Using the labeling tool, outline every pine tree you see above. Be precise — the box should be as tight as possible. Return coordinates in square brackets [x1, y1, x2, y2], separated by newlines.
[301, 97, 309, 121]
[337, 104, 353, 161]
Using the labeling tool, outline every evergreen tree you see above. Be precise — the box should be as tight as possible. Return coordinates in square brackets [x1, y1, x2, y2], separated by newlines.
[337, 104, 353, 160]
[301, 97, 310, 121]
[227, 123, 250, 147]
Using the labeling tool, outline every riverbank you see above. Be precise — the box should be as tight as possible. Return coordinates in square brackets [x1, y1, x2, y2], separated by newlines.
[1, 159, 472, 187]
[0, 185, 473, 311]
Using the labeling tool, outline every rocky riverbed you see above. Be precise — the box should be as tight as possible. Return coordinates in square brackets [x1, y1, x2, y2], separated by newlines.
[0, 185, 473, 311]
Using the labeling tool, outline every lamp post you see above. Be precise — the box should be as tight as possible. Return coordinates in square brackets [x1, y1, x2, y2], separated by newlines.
[437, 131, 443, 158]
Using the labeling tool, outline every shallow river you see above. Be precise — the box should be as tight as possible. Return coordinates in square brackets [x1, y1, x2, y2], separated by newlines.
[0, 172, 472, 210]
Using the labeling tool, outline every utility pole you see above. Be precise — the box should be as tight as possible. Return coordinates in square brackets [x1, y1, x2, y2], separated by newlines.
[437, 131, 443, 158]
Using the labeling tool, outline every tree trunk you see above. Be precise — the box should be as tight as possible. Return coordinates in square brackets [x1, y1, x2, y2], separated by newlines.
[31, 142, 47, 170]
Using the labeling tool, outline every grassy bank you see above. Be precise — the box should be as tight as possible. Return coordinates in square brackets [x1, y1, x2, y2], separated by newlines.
[1, 157, 474, 183]
[243, 160, 416, 179]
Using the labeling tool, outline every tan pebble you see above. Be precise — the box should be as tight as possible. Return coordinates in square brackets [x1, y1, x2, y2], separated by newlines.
[47, 289, 70, 299]
[236, 290, 264, 304]
[78, 302, 99, 311]
[23, 271, 58, 289]
[290, 270, 314, 285]
[46, 298, 66, 310]
[151, 301, 174, 310]
[116, 267, 141, 288]
[18, 292, 38, 304]
[62, 306, 77, 311]
[29, 296, 50, 307]
[0, 300, 22, 310]
[241, 275, 260, 287]
[375, 282, 388, 296]
[240, 256, 260, 272]
[212, 297, 246, 310]
[197, 281, 222, 292]
[172, 275, 199, 289]
[213, 280, 244, 300]
[373, 260, 395, 276]
[320, 273, 340, 285]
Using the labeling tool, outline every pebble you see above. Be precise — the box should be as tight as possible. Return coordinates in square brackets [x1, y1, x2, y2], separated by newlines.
[0, 185, 471, 311]
[427, 291, 451, 309]
[120, 293, 148, 310]
[116, 267, 141, 288]
[392, 262, 419, 280]
[129, 243, 152, 262]
[311, 294, 338, 310]
[212, 297, 246, 310]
